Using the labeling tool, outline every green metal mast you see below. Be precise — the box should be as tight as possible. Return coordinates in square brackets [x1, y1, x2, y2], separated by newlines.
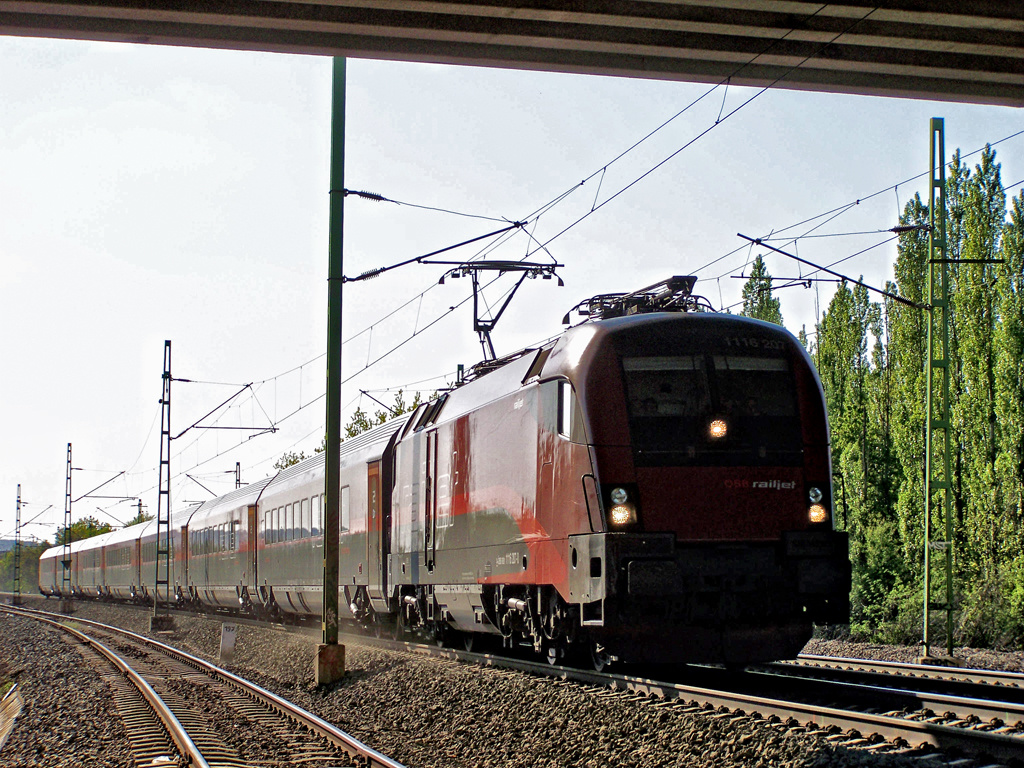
[315, 56, 346, 686]
[922, 117, 954, 658]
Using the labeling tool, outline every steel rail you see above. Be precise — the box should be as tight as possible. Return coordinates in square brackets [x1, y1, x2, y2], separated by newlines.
[9, 605, 407, 768]
[18, 598, 1023, 762]
[749, 664, 1024, 732]
[383, 641, 1024, 763]
[1, 607, 209, 768]
[796, 653, 1024, 688]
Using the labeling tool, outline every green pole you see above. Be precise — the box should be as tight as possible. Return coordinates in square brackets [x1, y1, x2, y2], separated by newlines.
[922, 117, 953, 659]
[316, 57, 346, 685]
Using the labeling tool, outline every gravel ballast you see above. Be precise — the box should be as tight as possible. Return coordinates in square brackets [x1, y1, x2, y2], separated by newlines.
[13, 598, 1023, 768]
[0, 610, 135, 767]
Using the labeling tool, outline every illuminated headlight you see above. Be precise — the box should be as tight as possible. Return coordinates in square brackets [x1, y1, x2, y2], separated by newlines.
[808, 504, 829, 524]
[610, 487, 629, 505]
[808, 486, 823, 504]
[609, 504, 637, 527]
[708, 419, 727, 440]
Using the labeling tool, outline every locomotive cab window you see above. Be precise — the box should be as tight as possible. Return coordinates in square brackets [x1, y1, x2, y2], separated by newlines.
[623, 351, 801, 467]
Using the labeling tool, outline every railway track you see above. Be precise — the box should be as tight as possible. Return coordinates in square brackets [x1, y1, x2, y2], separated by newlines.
[791, 654, 1024, 692]
[1, 605, 406, 768]
[17, 598, 1024, 765]
[393, 640, 1024, 765]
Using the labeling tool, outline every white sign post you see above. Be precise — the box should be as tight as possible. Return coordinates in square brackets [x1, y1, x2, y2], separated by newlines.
[219, 623, 238, 664]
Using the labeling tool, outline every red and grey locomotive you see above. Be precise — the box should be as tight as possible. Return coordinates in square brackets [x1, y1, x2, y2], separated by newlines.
[41, 276, 850, 666]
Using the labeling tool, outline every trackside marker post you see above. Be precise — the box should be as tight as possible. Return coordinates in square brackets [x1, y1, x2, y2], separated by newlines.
[219, 623, 238, 664]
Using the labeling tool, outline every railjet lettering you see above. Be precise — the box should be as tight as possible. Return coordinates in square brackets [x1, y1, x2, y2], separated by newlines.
[723, 479, 797, 490]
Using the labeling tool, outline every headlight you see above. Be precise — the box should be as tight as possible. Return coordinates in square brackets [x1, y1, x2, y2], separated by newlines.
[609, 504, 637, 527]
[610, 487, 629, 505]
[708, 419, 727, 439]
[809, 504, 829, 524]
[808, 486, 823, 504]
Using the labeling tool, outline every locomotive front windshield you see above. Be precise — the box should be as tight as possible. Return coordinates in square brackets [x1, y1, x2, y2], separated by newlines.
[623, 353, 802, 466]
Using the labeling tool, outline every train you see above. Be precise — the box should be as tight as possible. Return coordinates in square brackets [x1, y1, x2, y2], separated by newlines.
[40, 276, 850, 667]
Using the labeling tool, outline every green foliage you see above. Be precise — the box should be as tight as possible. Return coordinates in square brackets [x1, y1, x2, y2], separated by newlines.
[124, 508, 154, 527]
[0, 540, 50, 593]
[54, 516, 112, 545]
[740, 254, 784, 325]
[274, 389, 425, 470]
[806, 146, 1024, 650]
[273, 450, 308, 470]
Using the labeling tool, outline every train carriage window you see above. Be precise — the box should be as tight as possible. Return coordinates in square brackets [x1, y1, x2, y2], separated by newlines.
[285, 503, 293, 541]
[340, 486, 350, 533]
[301, 498, 310, 539]
[311, 495, 321, 538]
[274, 507, 282, 544]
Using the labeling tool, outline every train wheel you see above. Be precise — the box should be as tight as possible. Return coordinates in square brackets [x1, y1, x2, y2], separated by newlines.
[546, 642, 563, 666]
[392, 611, 406, 641]
[433, 624, 450, 648]
[590, 641, 612, 673]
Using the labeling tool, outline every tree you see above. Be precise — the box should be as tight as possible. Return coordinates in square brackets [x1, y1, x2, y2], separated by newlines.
[124, 508, 154, 527]
[54, 516, 113, 545]
[740, 254, 783, 325]
[994, 190, 1024, 644]
[889, 192, 930, 571]
[0, 540, 51, 593]
[273, 450, 308, 470]
[273, 389, 426, 470]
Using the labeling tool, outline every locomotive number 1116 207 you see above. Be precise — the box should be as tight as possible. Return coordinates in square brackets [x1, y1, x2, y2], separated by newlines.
[724, 336, 786, 351]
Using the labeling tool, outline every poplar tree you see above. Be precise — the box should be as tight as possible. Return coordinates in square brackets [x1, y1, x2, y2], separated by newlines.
[740, 254, 784, 325]
[994, 191, 1024, 642]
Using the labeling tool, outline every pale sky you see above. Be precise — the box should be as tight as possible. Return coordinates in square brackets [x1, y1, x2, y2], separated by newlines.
[1, 35, 1021, 541]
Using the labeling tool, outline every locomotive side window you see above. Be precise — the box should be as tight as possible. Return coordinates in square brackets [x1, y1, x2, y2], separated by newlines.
[557, 381, 586, 441]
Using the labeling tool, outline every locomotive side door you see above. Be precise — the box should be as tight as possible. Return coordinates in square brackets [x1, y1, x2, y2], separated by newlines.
[367, 461, 382, 590]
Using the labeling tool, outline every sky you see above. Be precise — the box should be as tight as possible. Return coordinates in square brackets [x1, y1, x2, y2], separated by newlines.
[1, 35, 1021, 543]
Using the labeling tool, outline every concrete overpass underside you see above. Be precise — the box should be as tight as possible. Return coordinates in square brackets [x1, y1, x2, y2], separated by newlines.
[0, 1, 1021, 106]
